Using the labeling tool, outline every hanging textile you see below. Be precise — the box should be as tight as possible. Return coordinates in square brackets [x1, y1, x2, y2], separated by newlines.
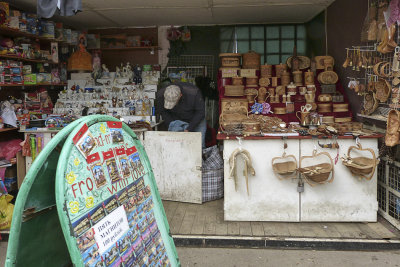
[37, 0, 82, 18]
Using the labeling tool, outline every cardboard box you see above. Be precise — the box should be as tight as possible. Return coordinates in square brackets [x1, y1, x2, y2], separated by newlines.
[24, 74, 37, 84]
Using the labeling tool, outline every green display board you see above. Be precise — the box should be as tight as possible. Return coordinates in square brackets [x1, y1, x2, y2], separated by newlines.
[56, 116, 179, 267]
[6, 117, 87, 267]
[6, 115, 179, 267]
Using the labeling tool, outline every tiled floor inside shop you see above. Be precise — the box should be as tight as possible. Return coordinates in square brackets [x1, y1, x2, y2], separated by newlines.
[163, 199, 400, 240]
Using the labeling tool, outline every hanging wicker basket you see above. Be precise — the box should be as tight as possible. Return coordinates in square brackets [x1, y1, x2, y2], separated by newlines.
[272, 152, 298, 179]
[385, 109, 400, 147]
[341, 143, 378, 180]
[298, 150, 334, 185]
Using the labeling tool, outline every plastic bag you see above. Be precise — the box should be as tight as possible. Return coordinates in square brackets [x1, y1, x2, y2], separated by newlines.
[0, 194, 14, 230]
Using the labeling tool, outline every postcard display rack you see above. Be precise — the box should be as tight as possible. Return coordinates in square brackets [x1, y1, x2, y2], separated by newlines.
[6, 116, 179, 267]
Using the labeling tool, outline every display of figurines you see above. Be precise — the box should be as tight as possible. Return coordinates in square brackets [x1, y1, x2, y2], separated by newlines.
[101, 64, 110, 78]
[304, 70, 314, 86]
[133, 64, 143, 84]
[112, 96, 117, 107]
[292, 70, 303, 86]
[118, 99, 123, 107]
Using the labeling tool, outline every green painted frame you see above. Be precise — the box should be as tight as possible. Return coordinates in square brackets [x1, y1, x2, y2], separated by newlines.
[55, 115, 179, 266]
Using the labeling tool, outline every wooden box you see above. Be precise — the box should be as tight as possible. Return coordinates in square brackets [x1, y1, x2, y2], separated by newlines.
[221, 98, 248, 114]
[220, 68, 240, 78]
[321, 84, 336, 94]
[240, 69, 257, 77]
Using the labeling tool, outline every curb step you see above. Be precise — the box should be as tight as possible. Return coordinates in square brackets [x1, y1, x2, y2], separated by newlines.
[172, 235, 400, 251]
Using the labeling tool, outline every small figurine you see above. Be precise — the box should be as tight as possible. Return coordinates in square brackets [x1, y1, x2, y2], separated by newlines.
[112, 96, 117, 108]
[102, 64, 110, 78]
[115, 66, 122, 78]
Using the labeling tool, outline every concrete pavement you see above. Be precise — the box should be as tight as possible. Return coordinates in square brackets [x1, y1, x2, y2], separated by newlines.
[176, 247, 400, 267]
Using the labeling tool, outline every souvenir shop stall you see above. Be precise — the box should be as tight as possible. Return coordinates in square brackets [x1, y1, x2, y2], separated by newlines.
[0, 2, 163, 237]
[217, 51, 382, 222]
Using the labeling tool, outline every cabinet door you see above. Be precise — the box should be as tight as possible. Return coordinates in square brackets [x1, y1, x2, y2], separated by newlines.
[299, 139, 378, 222]
[223, 139, 300, 221]
[144, 131, 202, 203]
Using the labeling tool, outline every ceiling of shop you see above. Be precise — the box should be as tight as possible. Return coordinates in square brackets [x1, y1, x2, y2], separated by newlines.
[12, 0, 335, 29]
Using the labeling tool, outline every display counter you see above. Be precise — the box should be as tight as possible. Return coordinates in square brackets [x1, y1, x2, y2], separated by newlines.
[217, 133, 383, 222]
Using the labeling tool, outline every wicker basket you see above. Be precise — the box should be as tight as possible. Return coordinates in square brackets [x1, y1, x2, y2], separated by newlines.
[318, 103, 332, 113]
[286, 56, 311, 70]
[385, 109, 400, 147]
[274, 107, 286, 114]
[242, 120, 261, 135]
[362, 92, 379, 115]
[232, 77, 244, 85]
[321, 84, 337, 94]
[219, 53, 241, 68]
[220, 68, 240, 78]
[292, 71, 303, 86]
[299, 150, 334, 185]
[281, 71, 291, 86]
[260, 64, 272, 78]
[304, 70, 314, 85]
[221, 98, 249, 114]
[275, 64, 287, 78]
[259, 77, 270, 87]
[332, 103, 349, 112]
[314, 56, 335, 70]
[242, 51, 261, 69]
[271, 152, 298, 179]
[275, 85, 286, 95]
[246, 77, 259, 87]
[257, 87, 268, 103]
[318, 94, 333, 102]
[341, 143, 377, 180]
[244, 88, 258, 104]
[321, 116, 334, 124]
[375, 78, 391, 102]
[318, 71, 339, 84]
[332, 93, 344, 102]
[224, 85, 245, 96]
[334, 117, 352, 123]
[287, 83, 297, 95]
[240, 69, 257, 77]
